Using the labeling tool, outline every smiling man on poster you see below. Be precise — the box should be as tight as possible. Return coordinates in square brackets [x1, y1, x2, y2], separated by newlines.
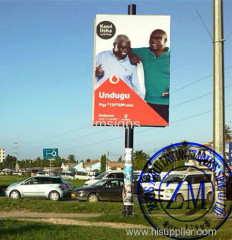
[95, 34, 144, 99]
[131, 29, 170, 122]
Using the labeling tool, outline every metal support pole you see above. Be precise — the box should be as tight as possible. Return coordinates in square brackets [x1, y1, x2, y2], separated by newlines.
[121, 4, 136, 216]
[122, 126, 134, 215]
[213, 0, 225, 217]
[128, 4, 136, 15]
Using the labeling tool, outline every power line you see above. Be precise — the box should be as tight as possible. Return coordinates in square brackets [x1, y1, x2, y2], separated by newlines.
[20, 68, 232, 149]
[66, 104, 232, 149]
[196, 9, 213, 40]
[171, 83, 232, 109]
[46, 128, 112, 146]
[28, 82, 232, 148]
[171, 65, 232, 94]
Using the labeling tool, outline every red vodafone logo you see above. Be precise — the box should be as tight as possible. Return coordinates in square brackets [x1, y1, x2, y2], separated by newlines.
[109, 75, 119, 84]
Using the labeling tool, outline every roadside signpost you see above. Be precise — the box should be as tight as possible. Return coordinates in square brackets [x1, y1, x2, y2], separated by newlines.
[43, 148, 58, 159]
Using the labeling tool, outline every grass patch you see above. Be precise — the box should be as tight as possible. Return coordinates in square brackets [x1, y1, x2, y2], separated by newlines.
[0, 198, 142, 214]
[0, 218, 232, 240]
[1, 197, 230, 216]
[68, 179, 86, 188]
[0, 219, 137, 240]
[0, 175, 27, 186]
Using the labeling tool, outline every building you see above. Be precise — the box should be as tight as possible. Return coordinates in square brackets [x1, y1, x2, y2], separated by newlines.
[0, 148, 5, 163]
[106, 161, 124, 171]
[72, 159, 124, 173]
[61, 162, 78, 172]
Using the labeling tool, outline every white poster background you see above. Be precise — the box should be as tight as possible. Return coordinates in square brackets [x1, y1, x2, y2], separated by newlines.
[95, 14, 170, 55]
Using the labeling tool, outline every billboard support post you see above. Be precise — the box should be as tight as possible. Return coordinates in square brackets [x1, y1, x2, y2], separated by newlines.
[122, 126, 134, 216]
[121, 4, 136, 216]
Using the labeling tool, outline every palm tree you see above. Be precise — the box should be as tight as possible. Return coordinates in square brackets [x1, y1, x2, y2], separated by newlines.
[159, 141, 190, 171]
[133, 150, 150, 170]
[225, 124, 232, 141]
[67, 154, 76, 163]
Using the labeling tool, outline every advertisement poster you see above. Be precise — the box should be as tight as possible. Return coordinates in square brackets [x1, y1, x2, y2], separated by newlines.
[92, 15, 170, 127]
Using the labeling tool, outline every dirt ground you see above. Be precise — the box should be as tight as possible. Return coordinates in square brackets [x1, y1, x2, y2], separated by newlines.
[0, 211, 148, 229]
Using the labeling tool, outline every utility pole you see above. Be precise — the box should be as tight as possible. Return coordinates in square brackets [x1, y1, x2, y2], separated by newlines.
[13, 136, 18, 170]
[213, 0, 225, 216]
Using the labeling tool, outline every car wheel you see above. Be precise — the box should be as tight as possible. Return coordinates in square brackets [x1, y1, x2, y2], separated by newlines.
[175, 193, 184, 203]
[207, 192, 213, 202]
[10, 190, 21, 199]
[48, 191, 60, 201]
[133, 194, 138, 203]
[88, 194, 98, 202]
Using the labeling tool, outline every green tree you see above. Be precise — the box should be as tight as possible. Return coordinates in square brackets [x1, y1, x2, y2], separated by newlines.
[133, 150, 150, 170]
[0, 155, 17, 169]
[53, 157, 66, 167]
[100, 154, 106, 172]
[159, 141, 190, 172]
[67, 154, 76, 163]
[225, 124, 232, 141]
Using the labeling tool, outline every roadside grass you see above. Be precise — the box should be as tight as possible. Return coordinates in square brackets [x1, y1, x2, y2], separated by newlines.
[0, 175, 27, 186]
[0, 218, 232, 240]
[0, 219, 137, 240]
[68, 179, 86, 188]
[0, 198, 141, 214]
[1, 175, 232, 240]
[0, 197, 229, 216]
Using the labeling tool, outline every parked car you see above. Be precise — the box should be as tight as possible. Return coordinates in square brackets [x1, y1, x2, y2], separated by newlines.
[74, 171, 90, 180]
[72, 178, 142, 202]
[59, 171, 75, 180]
[72, 178, 124, 202]
[62, 179, 73, 192]
[140, 173, 162, 192]
[5, 176, 72, 201]
[84, 171, 124, 186]
[152, 171, 213, 202]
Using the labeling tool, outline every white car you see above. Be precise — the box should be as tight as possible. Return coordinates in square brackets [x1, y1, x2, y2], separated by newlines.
[152, 171, 213, 202]
[84, 171, 124, 186]
[59, 171, 75, 180]
[5, 176, 72, 201]
[74, 171, 90, 180]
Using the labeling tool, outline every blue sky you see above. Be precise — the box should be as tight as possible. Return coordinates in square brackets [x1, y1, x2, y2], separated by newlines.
[0, 0, 231, 161]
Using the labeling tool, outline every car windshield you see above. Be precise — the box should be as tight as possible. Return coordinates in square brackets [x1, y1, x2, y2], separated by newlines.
[92, 179, 108, 186]
[163, 174, 184, 183]
[95, 172, 107, 180]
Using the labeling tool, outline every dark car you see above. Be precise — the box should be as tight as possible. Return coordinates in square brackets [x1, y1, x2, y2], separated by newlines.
[72, 178, 141, 202]
[71, 178, 123, 202]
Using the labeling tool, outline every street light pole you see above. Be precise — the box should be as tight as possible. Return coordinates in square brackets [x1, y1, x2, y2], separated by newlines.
[213, 0, 225, 216]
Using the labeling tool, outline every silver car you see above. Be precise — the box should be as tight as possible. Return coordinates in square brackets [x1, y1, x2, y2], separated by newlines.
[5, 176, 70, 201]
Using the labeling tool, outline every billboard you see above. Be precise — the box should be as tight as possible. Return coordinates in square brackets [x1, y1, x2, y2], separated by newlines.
[43, 148, 58, 159]
[92, 14, 170, 127]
